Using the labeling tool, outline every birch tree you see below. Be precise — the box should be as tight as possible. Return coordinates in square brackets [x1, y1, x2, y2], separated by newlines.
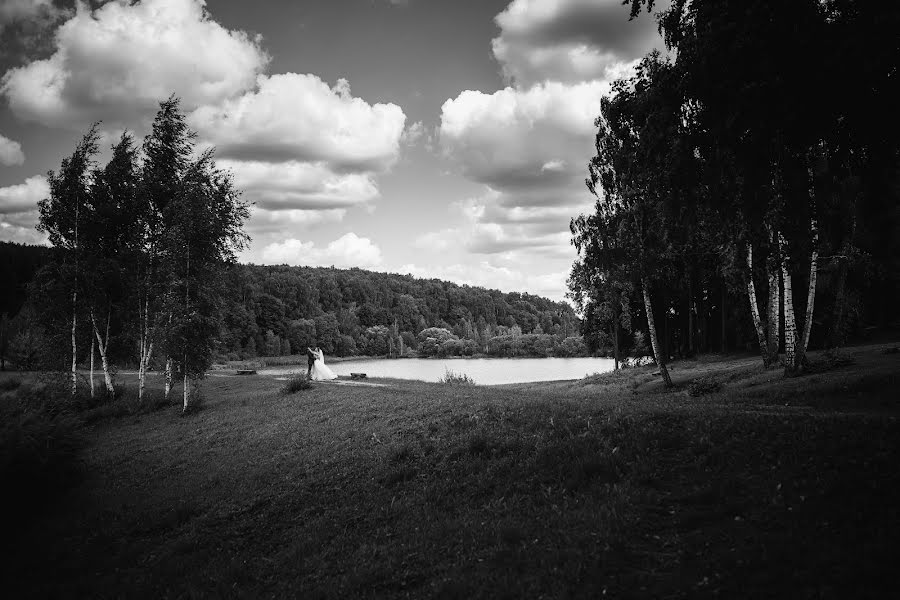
[37, 125, 100, 396]
[578, 53, 687, 388]
[136, 97, 195, 401]
[164, 148, 249, 412]
[82, 132, 141, 396]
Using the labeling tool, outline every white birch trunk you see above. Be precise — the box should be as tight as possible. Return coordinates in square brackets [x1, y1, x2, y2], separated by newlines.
[164, 357, 173, 400]
[90, 332, 95, 398]
[745, 244, 769, 364]
[641, 277, 673, 388]
[800, 166, 819, 356]
[183, 372, 189, 412]
[91, 309, 115, 395]
[71, 289, 78, 396]
[781, 235, 798, 374]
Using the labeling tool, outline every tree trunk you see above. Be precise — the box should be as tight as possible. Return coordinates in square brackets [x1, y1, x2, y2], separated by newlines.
[183, 370, 189, 413]
[165, 357, 173, 400]
[90, 332, 95, 398]
[613, 318, 620, 371]
[71, 289, 78, 396]
[641, 277, 673, 388]
[721, 285, 727, 353]
[91, 310, 115, 395]
[687, 275, 694, 356]
[766, 234, 781, 366]
[782, 236, 799, 374]
[799, 172, 819, 358]
[746, 244, 769, 365]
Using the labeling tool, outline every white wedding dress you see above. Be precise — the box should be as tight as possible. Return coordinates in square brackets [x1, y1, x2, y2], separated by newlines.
[310, 351, 337, 381]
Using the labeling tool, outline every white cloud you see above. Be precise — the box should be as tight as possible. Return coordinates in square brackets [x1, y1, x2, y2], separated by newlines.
[432, 0, 666, 301]
[244, 206, 346, 236]
[255, 233, 383, 268]
[221, 159, 380, 211]
[0, 0, 63, 29]
[401, 120, 423, 145]
[0, 133, 25, 165]
[1, 0, 268, 129]
[0, 174, 49, 244]
[440, 80, 606, 192]
[190, 74, 405, 171]
[492, 0, 665, 86]
[0, 174, 47, 214]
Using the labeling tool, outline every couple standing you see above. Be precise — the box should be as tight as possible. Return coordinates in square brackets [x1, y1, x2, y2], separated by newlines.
[306, 346, 337, 381]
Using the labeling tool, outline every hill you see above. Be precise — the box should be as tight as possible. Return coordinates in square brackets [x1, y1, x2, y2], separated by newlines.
[0, 243, 583, 363]
[2, 342, 897, 597]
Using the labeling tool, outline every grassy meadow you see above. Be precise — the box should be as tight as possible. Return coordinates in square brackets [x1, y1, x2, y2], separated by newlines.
[2, 343, 899, 598]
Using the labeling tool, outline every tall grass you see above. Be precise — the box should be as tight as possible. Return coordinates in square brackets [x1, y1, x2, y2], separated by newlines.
[440, 368, 475, 385]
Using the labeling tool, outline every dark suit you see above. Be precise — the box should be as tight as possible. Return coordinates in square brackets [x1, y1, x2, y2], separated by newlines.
[306, 349, 316, 379]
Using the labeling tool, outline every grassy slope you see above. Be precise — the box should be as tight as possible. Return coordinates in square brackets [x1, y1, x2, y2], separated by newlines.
[4, 343, 899, 599]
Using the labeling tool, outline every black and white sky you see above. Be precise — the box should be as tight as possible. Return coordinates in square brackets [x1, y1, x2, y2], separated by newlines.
[0, 0, 666, 301]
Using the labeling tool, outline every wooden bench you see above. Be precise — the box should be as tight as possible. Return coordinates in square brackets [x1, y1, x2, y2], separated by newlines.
[236, 369, 257, 375]
[350, 372, 367, 380]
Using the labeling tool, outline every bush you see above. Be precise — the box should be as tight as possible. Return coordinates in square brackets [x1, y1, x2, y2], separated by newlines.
[440, 368, 475, 385]
[0, 382, 84, 526]
[688, 377, 721, 397]
[282, 375, 312, 394]
[0, 376, 22, 392]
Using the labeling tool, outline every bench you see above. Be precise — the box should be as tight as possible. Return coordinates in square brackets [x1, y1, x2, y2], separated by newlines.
[350, 372, 367, 380]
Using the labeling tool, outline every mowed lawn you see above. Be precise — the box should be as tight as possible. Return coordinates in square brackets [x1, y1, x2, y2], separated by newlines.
[4, 344, 900, 599]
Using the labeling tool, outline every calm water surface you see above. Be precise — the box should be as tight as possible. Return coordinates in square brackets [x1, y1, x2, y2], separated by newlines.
[263, 357, 615, 385]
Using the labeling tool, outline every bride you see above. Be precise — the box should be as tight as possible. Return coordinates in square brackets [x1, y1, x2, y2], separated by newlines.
[309, 347, 337, 381]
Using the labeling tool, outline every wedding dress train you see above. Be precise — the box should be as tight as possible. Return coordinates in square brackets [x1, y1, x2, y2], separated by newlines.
[310, 351, 337, 381]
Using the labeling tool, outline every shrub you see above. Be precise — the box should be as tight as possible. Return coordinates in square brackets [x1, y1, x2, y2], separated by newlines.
[440, 368, 475, 385]
[282, 375, 312, 394]
[688, 377, 721, 397]
[0, 376, 22, 392]
[0, 383, 84, 526]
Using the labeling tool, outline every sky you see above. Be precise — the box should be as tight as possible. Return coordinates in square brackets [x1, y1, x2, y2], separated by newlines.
[0, 0, 666, 301]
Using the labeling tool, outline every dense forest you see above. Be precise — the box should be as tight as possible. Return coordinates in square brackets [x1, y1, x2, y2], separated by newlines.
[1, 241, 585, 371]
[217, 264, 583, 360]
[570, 0, 899, 378]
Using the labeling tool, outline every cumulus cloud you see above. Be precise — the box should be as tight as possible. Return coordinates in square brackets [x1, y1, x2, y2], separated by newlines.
[0, 0, 64, 29]
[1, 0, 269, 129]
[0, 174, 47, 214]
[0, 133, 25, 165]
[190, 74, 405, 171]
[221, 159, 380, 211]
[433, 0, 666, 294]
[492, 0, 665, 86]
[195, 75, 404, 238]
[256, 233, 383, 268]
[441, 80, 605, 192]
[0, 174, 49, 244]
[245, 207, 346, 236]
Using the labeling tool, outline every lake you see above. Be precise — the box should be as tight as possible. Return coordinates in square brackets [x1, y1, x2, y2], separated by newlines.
[262, 357, 616, 385]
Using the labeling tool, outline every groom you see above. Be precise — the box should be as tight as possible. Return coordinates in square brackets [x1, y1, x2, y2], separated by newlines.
[306, 346, 316, 380]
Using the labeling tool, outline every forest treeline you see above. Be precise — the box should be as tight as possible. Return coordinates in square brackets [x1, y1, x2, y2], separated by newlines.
[1, 244, 585, 369]
[217, 264, 584, 360]
[570, 0, 899, 382]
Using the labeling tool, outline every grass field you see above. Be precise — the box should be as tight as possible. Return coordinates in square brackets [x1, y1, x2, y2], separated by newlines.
[2, 343, 899, 598]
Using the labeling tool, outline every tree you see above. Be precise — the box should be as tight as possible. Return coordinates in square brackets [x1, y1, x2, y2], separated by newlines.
[163, 146, 249, 412]
[37, 125, 100, 396]
[82, 133, 140, 395]
[136, 96, 197, 401]
[580, 53, 684, 387]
